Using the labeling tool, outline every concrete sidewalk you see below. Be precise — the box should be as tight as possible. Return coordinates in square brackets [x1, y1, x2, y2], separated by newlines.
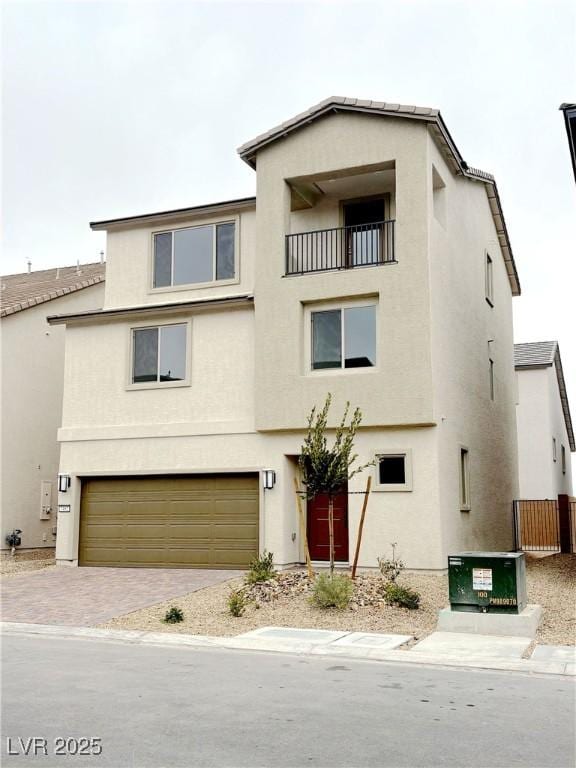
[2, 622, 574, 677]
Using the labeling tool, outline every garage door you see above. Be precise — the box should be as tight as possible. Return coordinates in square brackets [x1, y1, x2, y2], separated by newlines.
[79, 474, 259, 568]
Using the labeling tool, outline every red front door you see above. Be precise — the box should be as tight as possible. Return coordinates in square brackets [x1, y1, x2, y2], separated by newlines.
[307, 488, 349, 562]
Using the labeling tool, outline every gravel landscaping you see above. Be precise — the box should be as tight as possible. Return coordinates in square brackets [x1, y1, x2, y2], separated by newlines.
[1, 548, 56, 577]
[102, 554, 576, 645]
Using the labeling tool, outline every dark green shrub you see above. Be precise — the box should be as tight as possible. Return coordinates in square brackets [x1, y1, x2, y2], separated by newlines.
[311, 573, 353, 609]
[163, 606, 184, 624]
[246, 550, 275, 584]
[383, 582, 420, 610]
[228, 588, 249, 617]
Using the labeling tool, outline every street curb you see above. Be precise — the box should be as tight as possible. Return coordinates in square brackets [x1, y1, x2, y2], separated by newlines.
[2, 621, 574, 677]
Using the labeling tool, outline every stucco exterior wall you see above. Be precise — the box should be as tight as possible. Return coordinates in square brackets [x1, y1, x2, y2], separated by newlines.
[102, 208, 255, 309]
[57, 424, 443, 569]
[428, 137, 519, 560]
[52, 109, 520, 572]
[59, 305, 255, 439]
[1, 283, 105, 549]
[252, 113, 434, 431]
[516, 366, 573, 497]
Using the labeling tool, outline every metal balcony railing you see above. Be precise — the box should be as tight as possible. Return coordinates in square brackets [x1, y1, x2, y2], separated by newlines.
[285, 220, 396, 276]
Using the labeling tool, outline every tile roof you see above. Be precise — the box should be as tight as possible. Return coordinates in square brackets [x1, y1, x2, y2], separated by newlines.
[238, 96, 441, 160]
[237, 96, 520, 297]
[515, 341, 575, 451]
[1, 262, 106, 318]
[514, 341, 558, 367]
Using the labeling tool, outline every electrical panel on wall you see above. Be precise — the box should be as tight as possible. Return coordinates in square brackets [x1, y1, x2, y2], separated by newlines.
[40, 480, 52, 520]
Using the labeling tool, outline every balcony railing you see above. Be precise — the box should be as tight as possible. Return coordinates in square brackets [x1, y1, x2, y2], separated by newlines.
[285, 220, 396, 276]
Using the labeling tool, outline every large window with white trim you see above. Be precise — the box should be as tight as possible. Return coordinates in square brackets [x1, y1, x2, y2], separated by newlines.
[153, 222, 235, 288]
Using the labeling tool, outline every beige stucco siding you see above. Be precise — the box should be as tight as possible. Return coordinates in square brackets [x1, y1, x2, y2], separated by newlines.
[428, 137, 518, 559]
[57, 425, 443, 569]
[59, 306, 255, 438]
[252, 113, 434, 431]
[1, 284, 105, 549]
[516, 366, 573, 498]
[102, 208, 255, 309]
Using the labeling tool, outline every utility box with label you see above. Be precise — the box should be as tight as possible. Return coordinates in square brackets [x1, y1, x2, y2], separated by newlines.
[447, 552, 527, 614]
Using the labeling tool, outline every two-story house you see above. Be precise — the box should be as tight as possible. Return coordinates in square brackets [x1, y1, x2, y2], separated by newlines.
[515, 341, 574, 499]
[1, 262, 105, 550]
[49, 97, 521, 571]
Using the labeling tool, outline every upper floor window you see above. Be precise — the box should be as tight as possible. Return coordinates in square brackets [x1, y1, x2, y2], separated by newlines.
[153, 222, 235, 289]
[459, 447, 470, 511]
[485, 252, 494, 306]
[553, 437, 557, 462]
[311, 305, 376, 370]
[561, 445, 566, 475]
[489, 358, 495, 401]
[131, 323, 188, 386]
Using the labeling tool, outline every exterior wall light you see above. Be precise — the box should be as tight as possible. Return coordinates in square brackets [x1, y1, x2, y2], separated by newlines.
[262, 470, 276, 490]
[58, 474, 71, 493]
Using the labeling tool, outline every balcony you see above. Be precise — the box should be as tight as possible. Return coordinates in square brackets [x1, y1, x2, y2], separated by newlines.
[285, 219, 396, 276]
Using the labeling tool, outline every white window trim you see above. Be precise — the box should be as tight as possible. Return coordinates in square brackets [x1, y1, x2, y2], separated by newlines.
[485, 250, 494, 307]
[304, 296, 379, 376]
[373, 449, 413, 492]
[459, 445, 471, 512]
[126, 319, 192, 391]
[149, 216, 240, 294]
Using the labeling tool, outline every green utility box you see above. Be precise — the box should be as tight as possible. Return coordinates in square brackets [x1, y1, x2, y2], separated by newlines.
[447, 552, 527, 614]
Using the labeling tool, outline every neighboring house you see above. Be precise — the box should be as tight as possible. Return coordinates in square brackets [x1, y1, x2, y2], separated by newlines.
[559, 103, 576, 183]
[1, 263, 105, 549]
[515, 341, 574, 499]
[49, 96, 521, 571]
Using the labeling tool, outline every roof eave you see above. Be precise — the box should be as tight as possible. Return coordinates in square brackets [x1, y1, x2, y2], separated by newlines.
[90, 197, 256, 231]
[47, 294, 254, 325]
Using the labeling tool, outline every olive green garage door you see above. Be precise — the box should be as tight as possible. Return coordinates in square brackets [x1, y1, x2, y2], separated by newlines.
[79, 474, 259, 568]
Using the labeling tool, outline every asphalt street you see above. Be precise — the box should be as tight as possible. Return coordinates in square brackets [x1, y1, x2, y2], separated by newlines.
[1, 634, 574, 768]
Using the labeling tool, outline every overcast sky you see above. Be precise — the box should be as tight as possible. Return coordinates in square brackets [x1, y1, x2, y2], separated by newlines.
[3, 0, 576, 462]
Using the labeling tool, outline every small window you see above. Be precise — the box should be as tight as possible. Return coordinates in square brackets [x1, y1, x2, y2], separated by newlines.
[489, 358, 495, 401]
[561, 445, 566, 475]
[459, 448, 470, 510]
[374, 451, 412, 491]
[485, 253, 494, 306]
[312, 305, 376, 370]
[132, 324, 187, 385]
[553, 438, 557, 462]
[153, 222, 235, 288]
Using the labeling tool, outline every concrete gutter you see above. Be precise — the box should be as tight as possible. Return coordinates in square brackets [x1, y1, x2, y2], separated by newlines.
[2, 622, 574, 678]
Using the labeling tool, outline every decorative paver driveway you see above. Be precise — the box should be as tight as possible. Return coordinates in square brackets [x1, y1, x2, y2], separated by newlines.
[0, 567, 241, 626]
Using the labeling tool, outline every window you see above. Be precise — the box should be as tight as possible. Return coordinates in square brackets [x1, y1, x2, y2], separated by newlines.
[153, 222, 235, 288]
[131, 324, 188, 385]
[485, 253, 494, 305]
[311, 305, 376, 370]
[489, 358, 495, 401]
[553, 437, 557, 462]
[561, 445, 566, 475]
[459, 448, 470, 510]
[374, 451, 413, 492]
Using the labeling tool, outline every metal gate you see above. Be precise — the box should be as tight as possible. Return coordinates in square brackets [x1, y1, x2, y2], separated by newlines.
[513, 496, 575, 553]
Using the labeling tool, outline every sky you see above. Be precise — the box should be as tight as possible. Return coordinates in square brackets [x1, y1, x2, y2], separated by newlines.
[2, 0, 576, 467]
